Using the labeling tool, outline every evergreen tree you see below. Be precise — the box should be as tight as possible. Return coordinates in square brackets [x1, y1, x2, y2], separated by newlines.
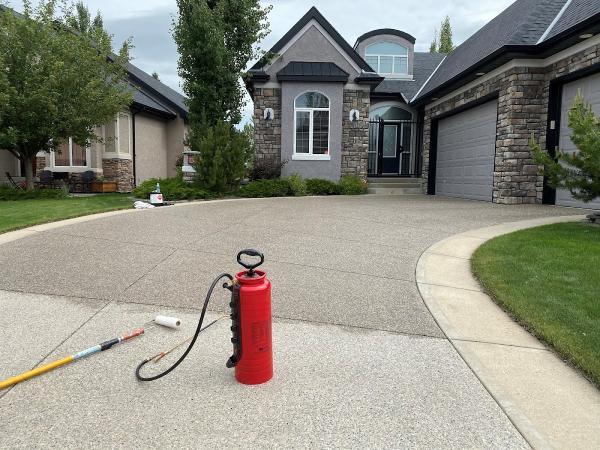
[531, 93, 600, 214]
[429, 28, 438, 53]
[438, 16, 454, 54]
[174, 0, 270, 192]
[173, 0, 271, 129]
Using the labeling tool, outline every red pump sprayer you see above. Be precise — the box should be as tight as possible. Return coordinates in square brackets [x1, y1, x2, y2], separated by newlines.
[135, 249, 273, 385]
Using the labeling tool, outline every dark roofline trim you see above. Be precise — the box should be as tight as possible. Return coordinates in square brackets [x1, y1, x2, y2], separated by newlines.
[355, 29, 416, 46]
[278, 74, 349, 82]
[131, 102, 177, 120]
[250, 7, 373, 72]
[354, 73, 385, 86]
[412, 10, 600, 106]
[127, 71, 188, 120]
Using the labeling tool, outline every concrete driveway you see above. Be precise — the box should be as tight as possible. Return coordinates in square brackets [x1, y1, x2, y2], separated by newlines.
[0, 195, 583, 448]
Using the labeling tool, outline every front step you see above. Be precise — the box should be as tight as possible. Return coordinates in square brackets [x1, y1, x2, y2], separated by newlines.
[367, 178, 423, 195]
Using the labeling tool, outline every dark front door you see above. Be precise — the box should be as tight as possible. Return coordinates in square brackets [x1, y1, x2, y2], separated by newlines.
[368, 116, 415, 176]
[379, 123, 401, 174]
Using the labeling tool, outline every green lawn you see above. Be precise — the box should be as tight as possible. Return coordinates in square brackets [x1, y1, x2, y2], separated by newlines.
[0, 194, 133, 234]
[472, 222, 600, 386]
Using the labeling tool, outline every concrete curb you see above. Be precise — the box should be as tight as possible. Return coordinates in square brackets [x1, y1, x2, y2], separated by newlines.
[416, 215, 600, 449]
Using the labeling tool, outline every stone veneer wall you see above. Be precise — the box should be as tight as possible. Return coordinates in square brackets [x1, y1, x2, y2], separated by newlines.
[102, 158, 133, 193]
[341, 90, 370, 179]
[253, 88, 282, 171]
[422, 41, 600, 204]
[35, 155, 47, 177]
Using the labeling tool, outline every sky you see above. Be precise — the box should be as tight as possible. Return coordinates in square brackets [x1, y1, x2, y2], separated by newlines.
[6, 0, 516, 123]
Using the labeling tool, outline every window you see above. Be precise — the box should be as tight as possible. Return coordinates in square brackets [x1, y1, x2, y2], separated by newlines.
[53, 138, 88, 167]
[365, 42, 408, 75]
[104, 113, 132, 154]
[294, 92, 330, 160]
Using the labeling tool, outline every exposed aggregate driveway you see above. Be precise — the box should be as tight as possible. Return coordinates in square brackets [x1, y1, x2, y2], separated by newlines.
[0, 195, 583, 448]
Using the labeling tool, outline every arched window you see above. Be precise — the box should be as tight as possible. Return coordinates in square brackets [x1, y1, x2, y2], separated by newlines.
[365, 42, 408, 75]
[369, 105, 412, 121]
[294, 92, 330, 159]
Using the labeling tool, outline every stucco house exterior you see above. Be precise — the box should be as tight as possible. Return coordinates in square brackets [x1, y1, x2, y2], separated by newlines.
[0, 61, 189, 192]
[246, 1, 600, 209]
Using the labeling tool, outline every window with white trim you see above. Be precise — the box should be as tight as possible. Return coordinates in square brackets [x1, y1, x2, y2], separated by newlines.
[53, 138, 88, 167]
[294, 92, 330, 160]
[365, 42, 408, 75]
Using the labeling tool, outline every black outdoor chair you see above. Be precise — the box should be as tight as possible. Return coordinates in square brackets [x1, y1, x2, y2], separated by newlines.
[36, 170, 56, 189]
[5, 172, 24, 190]
[72, 170, 96, 193]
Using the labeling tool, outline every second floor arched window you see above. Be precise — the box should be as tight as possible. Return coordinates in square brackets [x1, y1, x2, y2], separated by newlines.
[365, 42, 408, 75]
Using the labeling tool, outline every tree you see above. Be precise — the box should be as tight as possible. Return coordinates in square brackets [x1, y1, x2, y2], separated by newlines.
[531, 93, 600, 219]
[65, 1, 104, 35]
[429, 28, 438, 53]
[0, 1, 132, 189]
[191, 122, 252, 192]
[438, 16, 454, 54]
[174, 0, 270, 192]
[173, 0, 271, 129]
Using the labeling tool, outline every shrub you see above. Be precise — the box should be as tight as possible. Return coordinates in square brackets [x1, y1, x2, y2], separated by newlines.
[0, 186, 69, 201]
[338, 175, 368, 195]
[249, 156, 288, 180]
[238, 179, 291, 198]
[305, 178, 341, 196]
[132, 177, 210, 201]
[283, 173, 307, 196]
[191, 121, 253, 193]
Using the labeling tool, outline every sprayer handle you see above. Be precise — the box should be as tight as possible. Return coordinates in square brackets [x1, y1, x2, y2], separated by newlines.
[237, 249, 264, 271]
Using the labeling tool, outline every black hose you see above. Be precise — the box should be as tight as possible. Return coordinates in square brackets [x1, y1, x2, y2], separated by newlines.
[136, 273, 233, 382]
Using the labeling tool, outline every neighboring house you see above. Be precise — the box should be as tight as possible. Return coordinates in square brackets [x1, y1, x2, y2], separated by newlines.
[0, 61, 189, 192]
[246, 2, 600, 208]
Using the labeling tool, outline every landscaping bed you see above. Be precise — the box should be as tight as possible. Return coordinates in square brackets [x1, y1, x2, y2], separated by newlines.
[472, 222, 600, 386]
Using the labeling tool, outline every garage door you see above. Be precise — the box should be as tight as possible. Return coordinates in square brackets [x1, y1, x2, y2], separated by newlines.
[557, 72, 600, 209]
[435, 100, 497, 201]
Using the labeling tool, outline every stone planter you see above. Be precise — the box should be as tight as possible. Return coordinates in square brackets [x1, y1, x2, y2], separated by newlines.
[90, 181, 118, 193]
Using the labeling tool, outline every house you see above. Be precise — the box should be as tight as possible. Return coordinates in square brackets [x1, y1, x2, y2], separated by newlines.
[246, 1, 600, 209]
[0, 57, 189, 193]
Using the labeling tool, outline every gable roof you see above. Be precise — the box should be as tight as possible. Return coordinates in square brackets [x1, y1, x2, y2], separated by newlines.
[251, 7, 373, 73]
[277, 62, 350, 82]
[413, 0, 600, 103]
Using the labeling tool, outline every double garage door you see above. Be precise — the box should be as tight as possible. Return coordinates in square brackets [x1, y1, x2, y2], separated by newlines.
[435, 100, 497, 202]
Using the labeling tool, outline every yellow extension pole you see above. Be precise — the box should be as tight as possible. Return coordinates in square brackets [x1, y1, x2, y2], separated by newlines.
[0, 356, 74, 390]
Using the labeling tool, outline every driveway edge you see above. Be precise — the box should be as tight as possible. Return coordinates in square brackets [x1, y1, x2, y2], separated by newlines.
[416, 215, 600, 449]
[0, 196, 291, 246]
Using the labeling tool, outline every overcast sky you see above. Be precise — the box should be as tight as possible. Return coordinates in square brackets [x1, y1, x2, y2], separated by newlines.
[7, 0, 515, 123]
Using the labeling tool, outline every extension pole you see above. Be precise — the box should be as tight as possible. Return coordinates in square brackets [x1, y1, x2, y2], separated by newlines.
[0, 328, 145, 390]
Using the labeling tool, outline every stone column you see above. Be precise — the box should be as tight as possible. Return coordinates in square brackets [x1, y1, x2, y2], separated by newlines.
[341, 89, 370, 179]
[102, 158, 133, 192]
[253, 87, 282, 172]
[494, 67, 546, 204]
